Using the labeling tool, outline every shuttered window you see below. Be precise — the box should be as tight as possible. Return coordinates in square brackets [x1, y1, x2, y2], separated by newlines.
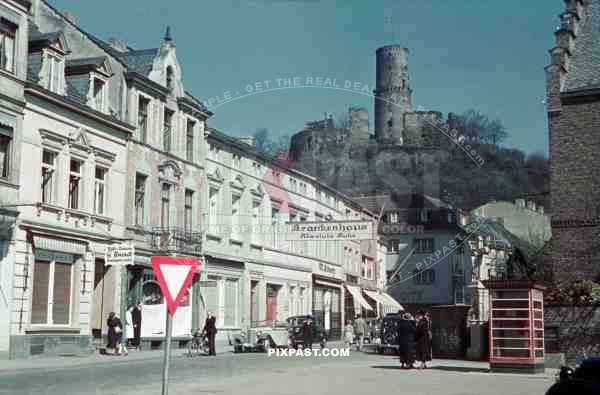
[224, 278, 238, 327]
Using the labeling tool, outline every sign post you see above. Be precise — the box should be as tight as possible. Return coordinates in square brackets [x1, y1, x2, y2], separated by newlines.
[151, 255, 200, 395]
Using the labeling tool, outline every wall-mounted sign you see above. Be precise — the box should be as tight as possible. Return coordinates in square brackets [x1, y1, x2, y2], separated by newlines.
[105, 243, 135, 266]
[286, 220, 374, 241]
[318, 262, 336, 275]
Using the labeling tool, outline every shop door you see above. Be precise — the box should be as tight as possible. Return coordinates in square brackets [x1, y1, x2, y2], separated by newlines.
[250, 281, 259, 324]
[91, 259, 108, 338]
[266, 285, 278, 321]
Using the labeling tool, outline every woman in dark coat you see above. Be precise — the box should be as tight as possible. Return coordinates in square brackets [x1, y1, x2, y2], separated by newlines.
[397, 313, 416, 368]
[106, 312, 123, 355]
[415, 311, 432, 368]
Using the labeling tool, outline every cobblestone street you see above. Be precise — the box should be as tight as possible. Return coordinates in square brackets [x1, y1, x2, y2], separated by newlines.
[0, 349, 555, 395]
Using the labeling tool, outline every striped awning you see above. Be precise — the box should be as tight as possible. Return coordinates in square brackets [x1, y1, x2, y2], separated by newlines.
[32, 234, 87, 255]
[345, 284, 373, 311]
[364, 290, 403, 311]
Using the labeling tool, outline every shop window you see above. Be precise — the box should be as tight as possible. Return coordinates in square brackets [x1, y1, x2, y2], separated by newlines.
[31, 258, 73, 325]
[142, 281, 163, 305]
[224, 278, 238, 327]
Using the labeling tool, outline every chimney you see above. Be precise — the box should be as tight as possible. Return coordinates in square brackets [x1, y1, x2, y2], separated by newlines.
[108, 37, 128, 52]
[62, 10, 76, 24]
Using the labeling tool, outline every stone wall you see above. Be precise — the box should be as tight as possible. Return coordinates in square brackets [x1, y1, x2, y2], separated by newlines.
[430, 305, 470, 359]
[544, 306, 600, 363]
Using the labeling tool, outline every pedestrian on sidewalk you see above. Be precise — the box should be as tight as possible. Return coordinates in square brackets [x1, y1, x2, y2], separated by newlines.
[132, 302, 142, 350]
[106, 312, 124, 355]
[353, 314, 366, 351]
[398, 313, 415, 369]
[302, 318, 313, 349]
[125, 305, 135, 350]
[344, 320, 354, 349]
[203, 311, 217, 356]
[414, 310, 431, 369]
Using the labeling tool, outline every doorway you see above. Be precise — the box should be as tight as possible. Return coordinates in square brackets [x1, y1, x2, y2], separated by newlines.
[91, 259, 109, 338]
[266, 284, 279, 321]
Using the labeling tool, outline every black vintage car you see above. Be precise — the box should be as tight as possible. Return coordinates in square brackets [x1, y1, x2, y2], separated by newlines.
[287, 315, 327, 349]
[375, 313, 402, 354]
[546, 357, 600, 395]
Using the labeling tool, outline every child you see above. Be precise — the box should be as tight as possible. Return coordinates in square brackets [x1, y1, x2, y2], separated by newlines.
[344, 320, 354, 349]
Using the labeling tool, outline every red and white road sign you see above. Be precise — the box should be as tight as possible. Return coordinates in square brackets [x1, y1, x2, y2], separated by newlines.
[151, 256, 200, 316]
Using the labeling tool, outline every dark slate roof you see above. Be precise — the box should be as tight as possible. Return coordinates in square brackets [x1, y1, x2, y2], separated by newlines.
[564, 0, 600, 91]
[114, 48, 158, 76]
[353, 194, 451, 213]
[29, 30, 62, 45]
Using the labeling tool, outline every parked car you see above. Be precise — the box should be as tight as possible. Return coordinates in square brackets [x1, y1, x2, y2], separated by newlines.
[363, 317, 382, 344]
[375, 313, 402, 354]
[287, 315, 327, 349]
[546, 357, 600, 395]
[232, 320, 290, 353]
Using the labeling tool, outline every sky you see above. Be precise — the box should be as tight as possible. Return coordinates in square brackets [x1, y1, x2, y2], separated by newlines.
[50, 0, 559, 155]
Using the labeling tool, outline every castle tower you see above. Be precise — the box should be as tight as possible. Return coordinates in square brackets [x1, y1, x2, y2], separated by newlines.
[374, 45, 412, 144]
[348, 107, 369, 143]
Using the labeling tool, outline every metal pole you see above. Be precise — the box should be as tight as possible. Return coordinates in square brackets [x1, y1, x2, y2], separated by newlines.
[161, 310, 173, 395]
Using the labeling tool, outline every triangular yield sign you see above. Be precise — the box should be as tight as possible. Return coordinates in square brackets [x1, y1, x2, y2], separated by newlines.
[151, 256, 200, 316]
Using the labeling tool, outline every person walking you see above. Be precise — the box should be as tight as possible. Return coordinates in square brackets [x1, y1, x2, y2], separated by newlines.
[343, 320, 355, 349]
[132, 302, 142, 350]
[203, 311, 217, 356]
[106, 312, 119, 355]
[302, 318, 313, 349]
[353, 314, 366, 351]
[415, 310, 432, 369]
[397, 313, 416, 368]
[124, 305, 135, 350]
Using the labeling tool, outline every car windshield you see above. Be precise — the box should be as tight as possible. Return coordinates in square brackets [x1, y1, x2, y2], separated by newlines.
[288, 317, 308, 326]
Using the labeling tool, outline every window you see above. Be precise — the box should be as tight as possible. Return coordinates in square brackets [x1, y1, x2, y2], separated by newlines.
[252, 162, 261, 177]
[271, 208, 280, 248]
[0, 19, 16, 73]
[92, 78, 105, 111]
[185, 120, 195, 161]
[161, 183, 171, 228]
[94, 167, 106, 215]
[201, 276, 219, 324]
[388, 212, 399, 223]
[417, 208, 432, 223]
[134, 173, 146, 225]
[184, 189, 193, 233]
[48, 55, 62, 93]
[300, 182, 307, 194]
[208, 187, 219, 231]
[163, 109, 173, 152]
[289, 178, 297, 192]
[448, 210, 454, 224]
[232, 154, 241, 169]
[137, 97, 149, 143]
[68, 159, 82, 210]
[231, 194, 241, 238]
[414, 238, 434, 253]
[413, 269, 435, 285]
[41, 150, 56, 202]
[31, 256, 73, 325]
[388, 239, 400, 253]
[251, 200, 261, 245]
[224, 278, 238, 327]
[209, 144, 219, 161]
[166, 66, 174, 91]
[0, 128, 11, 179]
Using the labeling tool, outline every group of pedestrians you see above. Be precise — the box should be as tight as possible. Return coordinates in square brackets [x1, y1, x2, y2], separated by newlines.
[344, 313, 374, 351]
[106, 304, 142, 356]
[397, 310, 432, 369]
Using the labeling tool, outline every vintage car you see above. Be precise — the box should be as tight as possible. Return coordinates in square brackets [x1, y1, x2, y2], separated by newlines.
[232, 320, 290, 353]
[375, 313, 402, 354]
[546, 357, 600, 395]
[287, 315, 327, 349]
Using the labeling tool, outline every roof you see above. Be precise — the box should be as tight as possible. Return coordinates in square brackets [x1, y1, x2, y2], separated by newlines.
[353, 193, 452, 213]
[564, 0, 600, 91]
[66, 57, 108, 68]
[114, 48, 158, 76]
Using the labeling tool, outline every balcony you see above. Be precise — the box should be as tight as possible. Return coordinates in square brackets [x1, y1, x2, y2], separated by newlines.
[150, 227, 202, 255]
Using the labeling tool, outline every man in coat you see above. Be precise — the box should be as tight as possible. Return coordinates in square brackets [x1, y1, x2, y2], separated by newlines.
[132, 302, 142, 349]
[353, 314, 367, 351]
[203, 311, 217, 356]
[302, 318, 313, 350]
[397, 313, 416, 368]
[415, 310, 432, 368]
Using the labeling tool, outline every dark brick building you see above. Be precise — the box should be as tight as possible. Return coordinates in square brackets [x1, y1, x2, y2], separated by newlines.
[546, 0, 600, 284]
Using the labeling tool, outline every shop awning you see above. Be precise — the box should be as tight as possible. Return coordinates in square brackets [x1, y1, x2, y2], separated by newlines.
[380, 292, 403, 311]
[364, 290, 403, 311]
[32, 234, 87, 255]
[345, 284, 373, 311]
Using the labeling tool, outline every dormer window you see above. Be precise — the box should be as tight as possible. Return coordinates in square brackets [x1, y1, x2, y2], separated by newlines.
[0, 19, 17, 74]
[166, 66, 174, 91]
[92, 78, 105, 111]
[48, 55, 63, 93]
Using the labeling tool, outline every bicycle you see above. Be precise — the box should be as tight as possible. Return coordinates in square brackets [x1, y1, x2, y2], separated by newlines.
[187, 331, 209, 357]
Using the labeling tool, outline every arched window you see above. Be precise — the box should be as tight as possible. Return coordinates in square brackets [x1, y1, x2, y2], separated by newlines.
[166, 66, 174, 90]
